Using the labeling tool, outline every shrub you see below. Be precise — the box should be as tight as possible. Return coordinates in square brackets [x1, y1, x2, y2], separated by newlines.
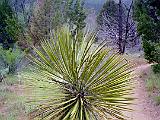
[27, 27, 134, 120]
[154, 44, 160, 64]
[0, 0, 15, 49]
[134, 0, 160, 65]
[5, 14, 23, 42]
[0, 45, 24, 74]
[151, 44, 160, 74]
[142, 40, 155, 63]
[152, 64, 160, 74]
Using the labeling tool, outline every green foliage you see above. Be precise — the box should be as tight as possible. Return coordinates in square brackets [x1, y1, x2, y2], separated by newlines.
[142, 40, 155, 62]
[134, 0, 160, 63]
[51, 0, 67, 29]
[142, 38, 160, 66]
[154, 44, 160, 64]
[152, 64, 160, 74]
[67, 0, 86, 32]
[28, 27, 133, 120]
[0, 0, 13, 28]
[0, 45, 24, 74]
[5, 15, 23, 42]
[29, 0, 68, 45]
[0, 0, 15, 48]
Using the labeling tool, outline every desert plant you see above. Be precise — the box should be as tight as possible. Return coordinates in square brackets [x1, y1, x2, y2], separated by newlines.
[28, 27, 134, 120]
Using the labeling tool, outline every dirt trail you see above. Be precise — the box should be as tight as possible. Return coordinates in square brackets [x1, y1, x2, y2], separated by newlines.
[126, 64, 160, 120]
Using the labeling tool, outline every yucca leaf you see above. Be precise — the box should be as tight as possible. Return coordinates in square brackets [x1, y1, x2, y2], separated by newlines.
[26, 27, 134, 120]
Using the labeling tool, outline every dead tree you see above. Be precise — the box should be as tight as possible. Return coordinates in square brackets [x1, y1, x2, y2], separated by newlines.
[97, 0, 139, 54]
[118, 0, 123, 53]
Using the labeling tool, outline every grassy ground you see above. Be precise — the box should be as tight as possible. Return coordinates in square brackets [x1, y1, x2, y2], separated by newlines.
[0, 65, 59, 120]
[146, 69, 160, 105]
[0, 75, 28, 120]
[0, 64, 38, 120]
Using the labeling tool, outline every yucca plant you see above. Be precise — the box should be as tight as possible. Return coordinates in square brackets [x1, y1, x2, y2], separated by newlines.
[27, 27, 134, 120]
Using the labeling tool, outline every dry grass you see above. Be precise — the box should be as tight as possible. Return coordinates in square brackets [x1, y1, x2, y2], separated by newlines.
[0, 75, 29, 120]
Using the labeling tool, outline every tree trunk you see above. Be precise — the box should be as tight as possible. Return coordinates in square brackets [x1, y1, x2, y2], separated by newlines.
[118, 0, 123, 53]
[122, 0, 134, 53]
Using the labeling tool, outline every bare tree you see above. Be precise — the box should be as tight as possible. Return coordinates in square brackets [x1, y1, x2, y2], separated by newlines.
[118, 0, 123, 53]
[97, 0, 139, 53]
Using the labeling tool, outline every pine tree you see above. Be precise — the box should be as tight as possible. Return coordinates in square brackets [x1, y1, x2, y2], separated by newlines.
[67, 0, 86, 33]
[28, 0, 67, 46]
[0, 0, 14, 49]
[134, 0, 160, 63]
